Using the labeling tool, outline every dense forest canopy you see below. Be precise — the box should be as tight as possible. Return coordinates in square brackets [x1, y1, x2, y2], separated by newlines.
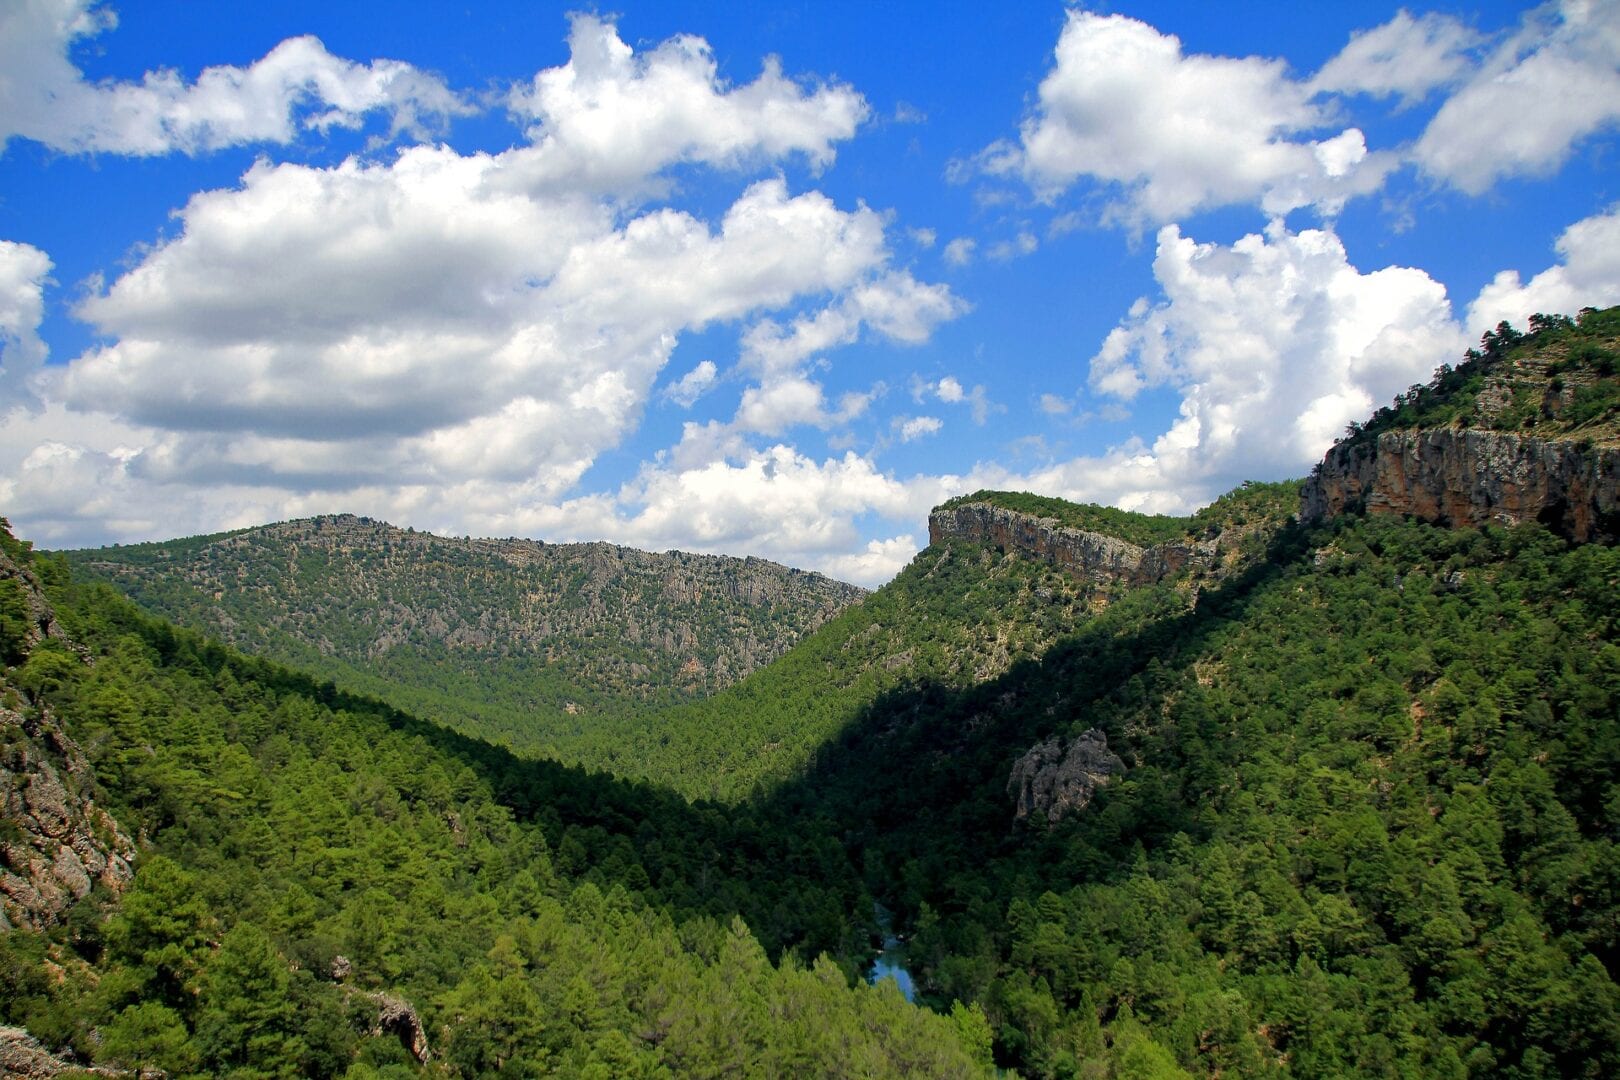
[61, 515, 864, 759]
[4, 308, 1620, 1078]
[2, 519, 990, 1077]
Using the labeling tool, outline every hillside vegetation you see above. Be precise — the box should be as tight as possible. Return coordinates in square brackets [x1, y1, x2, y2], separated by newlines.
[62, 515, 864, 755]
[799, 509, 1620, 1078]
[1, 520, 989, 1077]
[8, 309, 1619, 1078]
[1347, 304, 1620, 448]
[566, 480, 1297, 801]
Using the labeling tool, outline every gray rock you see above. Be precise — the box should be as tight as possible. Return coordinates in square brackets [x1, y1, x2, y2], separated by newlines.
[371, 993, 432, 1064]
[0, 1025, 133, 1077]
[0, 543, 137, 932]
[1007, 729, 1125, 824]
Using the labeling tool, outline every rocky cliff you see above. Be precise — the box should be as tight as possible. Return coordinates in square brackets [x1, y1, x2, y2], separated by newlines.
[1301, 429, 1620, 542]
[928, 502, 1219, 589]
[1, 535, 137, 932]
[1007, 729, 1125, 824]
[1300, 308, 1620, 541]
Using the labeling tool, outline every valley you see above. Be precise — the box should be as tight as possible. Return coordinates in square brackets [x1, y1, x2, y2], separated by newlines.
[4, 306, 1620, 1076]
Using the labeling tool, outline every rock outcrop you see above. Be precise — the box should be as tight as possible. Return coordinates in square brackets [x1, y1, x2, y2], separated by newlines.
[0, 1025, 131, 1077]
[371, 993, 432, 1065]
[1007, 729, 1125, 824]
[1302, 429, 1620, 542]
[928, 503, 1218, 589]
[1, 704, 138, 931]
[1, 539, 137, 932]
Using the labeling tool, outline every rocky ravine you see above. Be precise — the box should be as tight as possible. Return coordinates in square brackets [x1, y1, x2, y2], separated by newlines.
[1302, 429, 1620, 542]
[928, 502, 1220, 591]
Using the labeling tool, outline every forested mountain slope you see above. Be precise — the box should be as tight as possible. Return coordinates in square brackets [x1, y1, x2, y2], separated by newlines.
[7, 307, 1617, 1079]
[770, 309, 1620, 1078]
[60, 514, 864, 754]
[1, 521, 989, 1078]
[570, 479, 1296, 801]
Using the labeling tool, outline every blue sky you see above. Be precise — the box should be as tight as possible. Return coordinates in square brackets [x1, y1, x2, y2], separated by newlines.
[1, 1, 1617, 584]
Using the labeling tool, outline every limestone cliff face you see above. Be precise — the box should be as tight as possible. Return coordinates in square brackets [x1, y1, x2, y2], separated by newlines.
[1, 543, 137, 931]
[928, 502, 1218, 588]
[1007, 729, 1125, 824]
[0, 702, 137, 931]
[1302, 429, 1620, 542]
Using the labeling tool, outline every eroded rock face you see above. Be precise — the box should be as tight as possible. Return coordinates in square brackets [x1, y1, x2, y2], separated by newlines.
[1, 707, 138, 933]
[1302, 430, 1620, 542]
[371, 993, 432, 1064]
[1007, 729, 1125, 824]
[1, 544, 137, 932]
[928, 504, 1217, 589]
[0, 1025, 131, 1077]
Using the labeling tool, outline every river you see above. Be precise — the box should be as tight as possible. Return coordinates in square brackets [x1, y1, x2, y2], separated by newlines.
[868, 903, 917, 1002]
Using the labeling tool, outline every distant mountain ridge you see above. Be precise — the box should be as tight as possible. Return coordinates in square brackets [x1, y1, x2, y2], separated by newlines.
[60, 514, 865, 753]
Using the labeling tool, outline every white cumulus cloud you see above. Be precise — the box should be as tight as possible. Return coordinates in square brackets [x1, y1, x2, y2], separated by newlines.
[1467, 204, 1620, 332]
[53, 164, 898, 495]
[943, 237, 976, 266]
[1414, 1, 1620, 193]
[0, 241, 53, 409]
[1310, 10, 1483, 105]
[895, 415, 942, 442]
[665, 360, 719, 407]
[998, 10, 1391, 223]
[506, 13, 868, 197]
[0, 0, 468, 156]
[1084, 219, 1468, 500]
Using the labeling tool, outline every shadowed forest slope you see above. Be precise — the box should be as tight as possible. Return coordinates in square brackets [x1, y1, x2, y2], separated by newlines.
[2, 521, 989, 1078]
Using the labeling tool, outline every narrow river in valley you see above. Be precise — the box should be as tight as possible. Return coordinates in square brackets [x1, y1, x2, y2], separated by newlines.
[868, 904, 917, 1002]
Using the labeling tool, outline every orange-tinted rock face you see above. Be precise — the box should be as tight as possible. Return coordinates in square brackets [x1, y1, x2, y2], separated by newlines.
[1302, 430, 1620, 542]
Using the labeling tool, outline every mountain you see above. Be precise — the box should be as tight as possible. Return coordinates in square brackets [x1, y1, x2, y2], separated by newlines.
[60, 514, 865, 755]
[574, 478, 1298, 801]
[0, 519, 990, 1077]
[8, 305, 1620, 1078]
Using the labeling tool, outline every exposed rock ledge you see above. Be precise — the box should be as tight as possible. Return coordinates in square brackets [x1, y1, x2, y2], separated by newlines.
[2, 541, 137, 933]
[928, 503, 1217, 588]
[1302, 429, 1620, 542]
[1008, 729, 1125, 824]
[0, 1026, 133, 1077]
